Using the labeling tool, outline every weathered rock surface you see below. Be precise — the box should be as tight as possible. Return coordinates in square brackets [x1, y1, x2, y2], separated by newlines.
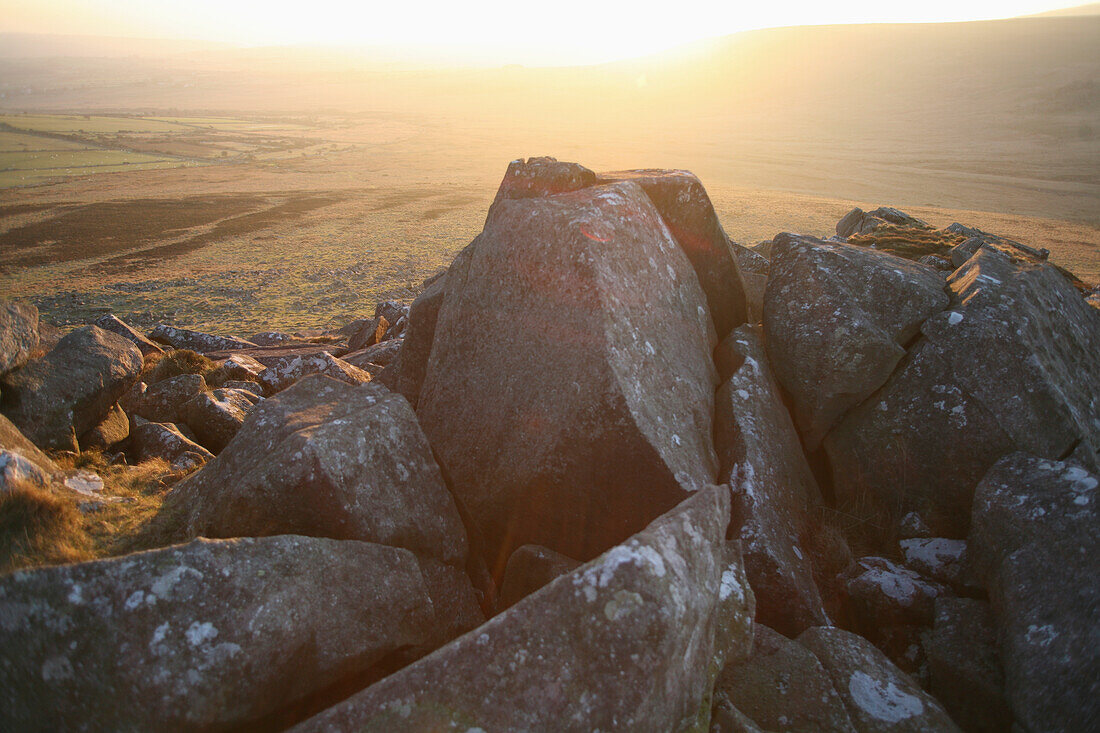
[342, 338, 403, 370]
[132, 419, 215, 465]
[714, 325, 827, 635]
[180, 387, 257, 453]
[899, 538, 978, 595]
[1, 325, 142, 451]
[798, 626, 961, 732]
[378, 274, 446, 407]
[78, 402, 129, 451]
[0, 413, 59, 479]
[417, 177, 719, 576]
[209, 353, 266, 383]
[490, 156, 597, 206]
[731, 243, 769, 323]
[164, 375, 481, 639]
[827, 247, 1100, 538]
[0, 299, 40, 377]
[497, 543, 581, 612]
[764, 233, 948, 448]
[248, 331, 299, 346]
[968, 452, 1100, 733]
[258, 351, 370, 395]
[223, 379, 263, 396]
[836, 207, 932, 239]
[295, 484, 754, 732]
[840, 556, 943, 631]
[149, 324, 257, 353]
[926, 598, 1011, 733]
[0, 448, 55, 492]
[715, 624, 857, 732]
[599, 168, 748, 337]
[135, 373, 207, 424]
[347, 315, 389, 352]
[0, 535, 438, 732]
[93, 313, 164, 356]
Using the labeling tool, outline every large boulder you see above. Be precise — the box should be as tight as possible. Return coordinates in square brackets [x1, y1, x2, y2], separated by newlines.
[179, 387, 258, 453]
[826, 247, 1100, 539]
[968, 453, 1100, 733]
[163, 375, 481, 640]
[714, 325, 828, 635]
[294, 484, 755, 732]
[135, 373, 207, 424]
[0, 413, 59, 480]
[0, 299, 39, 377]
[798, 627, 961, 732]
[258, 351, 370, 395]
[599, 168, 748, 337]
[0, 535, 438, 732]
[1, 325, 142, 451]
[377, 274, 446, 408]
[149, 325, 257, 353]
[417, 176, 719, 577]
[764, 233, 948, 449]
[489, 156, 598, 206]
[342, 338, 403, 370]
[496, 543, 581, 612]
[93, 313, 164, 357]
[78, 402, 129, 451]
[131, 419, 214, 465]
[715, 623, 857, 732]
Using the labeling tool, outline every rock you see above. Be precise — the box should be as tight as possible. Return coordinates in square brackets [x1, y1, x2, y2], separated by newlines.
[93, 313, 164, 356]
[714, 325, 828, 635]
[489, 156, 597, 206]
[377, 274, 446, 408]
[341, 338, 403, 370]
[62, 470, 104, 497]
[148, 324, 257, 353]
[258, 351, 371, 395]
[417, 177, 718, 577]
[764, 233, 949, 449]
[0, 535, 439, 732]
[840, 556, 943, 630]
[209, 353, 266, 383]
[374, 301, 410, 339]
[132, 419, 214, 465]
[0, 448, 55, 492]
[826, 247, 1100, 539]
[179, 388, 256, 453]
[497, 544, 581, 612]
[294, 484, 755, 732]
[731, 243, 769, 323]
[918, 254, 953, 271]
[0, 299, 39, 377]
[836, 207, 868, 239]
[968, 452, 1100, 733]
[0, 413, 59, 479]
[599, 168, 748, 338]
[169, 451, 207, 474]
[708, 700, 767, 733]
[798, 626, 961, 732]
[1, 325, 143, 452]
[222, 379, 263, 396]
[346, 315, 388, 352]
[926, 598, 1012, 733]
[78, 402, 129, 451]
[715, 624, 857, 733]
[135, 373, 207, 424]
[248, 331, 299, 346]
[899, 538, 979, 595]
[163, 375, 481, 641]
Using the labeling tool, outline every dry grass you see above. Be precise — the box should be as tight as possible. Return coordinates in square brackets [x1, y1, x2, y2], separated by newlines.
[142, 349, 225, 386]
[847, 225, 967, 260]
[0, 481, 92, 573]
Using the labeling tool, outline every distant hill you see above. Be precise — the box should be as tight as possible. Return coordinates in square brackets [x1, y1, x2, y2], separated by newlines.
[1026, 3, 1100, 17]
[0, 33, 229, 59]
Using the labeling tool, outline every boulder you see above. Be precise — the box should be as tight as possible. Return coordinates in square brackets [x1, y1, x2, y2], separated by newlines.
[497, 543, 581, 612]
[798, 626, 961, 732]
[764, 233, 948, 449]
[926, 598, 1012, 733]
[294, 484, 755, 732]
[899, 538, 979, 595]
[968, 453, 1100, 733]
[0, 413, 59, 478]
[131, 419, 214, 465]
[826, 247, 1100, 539]
[209, 353, 266, 383]
[377, 274, 446, 408]
[78, 402, 129, 451]
[0, 448, 55, 492]
[346, 315, 388, 352]
[0, 299, 40, 377]
[489, 156, 597, 207]
[93, 313, 164, 357]
[135, 373, 207, 424]
[715, 624, 857, 733]
[179, 387, 257, 453]
[223, 380, 263, 396]
[341, 339, 403, 370]
[1, 325, 142, 452]
[163, 375, 481, 641]
[839, 556, 943, 631]
[0, 535, 438, 732]
[599, 168, 748, 337]
[248, 331, 299, 346]
[148, 325, 257, 353]
[258, 351, 370, 395]
[374, 301, 410, 340]
[417, 177, 719, 577]
[714, 325, 828, 635]
[731, 243, 769, 323]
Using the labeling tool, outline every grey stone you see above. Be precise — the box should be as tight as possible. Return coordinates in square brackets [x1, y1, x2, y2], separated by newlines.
[248, 331, 299, 346]
[714, 325, 827, 636]
[222, 380, 263, 396]
[294, 485, 755, 733]
[417, 178, 718, 577]
[209, 353, 266, 383]
[715, 624, 857, 732]
[731, 243, 769, 323]
[149, 325, 257, 353]
[78, 402, 129, 451]
[258, 351, 371, 395]
[0, 299, 39, 377]
[798, 626, 961, 732]
[131, 419, 214, 465]
[497, 543, 581, 612]
[900, 538, 979, 595]
[342, 338, 403, 370]
[764, 233, 949, 449]
[179, 388, 256, 453]
[377, 274, 446, 408]
[347, 315, 388, 353]
[0, 535, 438, 732]
[489, 156, 597, 206]
[135, 373, 207, 424]
[93, 313, 164, 357]
[0, 413, 59, 479]
[1, 325, 142, 452]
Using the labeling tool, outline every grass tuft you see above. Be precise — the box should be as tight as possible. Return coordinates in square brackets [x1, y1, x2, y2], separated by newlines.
[143, 349, 225, 386]
[0, 481, 91, 573]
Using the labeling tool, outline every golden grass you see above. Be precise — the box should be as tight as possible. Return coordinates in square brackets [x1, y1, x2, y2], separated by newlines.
[0, 481, 92, 574]
[142, 349, 225, 387]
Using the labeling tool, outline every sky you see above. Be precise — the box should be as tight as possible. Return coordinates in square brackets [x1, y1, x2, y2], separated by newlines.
[0, 0, 1092, 65]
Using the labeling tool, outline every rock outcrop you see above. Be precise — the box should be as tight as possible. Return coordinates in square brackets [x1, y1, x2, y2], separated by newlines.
[0, 299, 40, 377]
[149, 325, 257, 353]
[93, 313, 164, 356]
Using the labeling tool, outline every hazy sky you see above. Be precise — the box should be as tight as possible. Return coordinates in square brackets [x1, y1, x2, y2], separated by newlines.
[0, 0, 1090, 64]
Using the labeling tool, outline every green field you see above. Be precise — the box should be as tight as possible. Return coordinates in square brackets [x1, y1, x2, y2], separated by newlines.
[0, 114, 188, 134]
[0, 150, 176, 171]
[0, 130, 92, 152]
